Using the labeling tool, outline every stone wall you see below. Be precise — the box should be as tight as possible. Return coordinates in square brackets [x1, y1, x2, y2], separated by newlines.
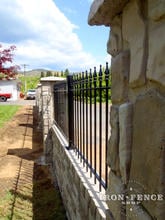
[89, 0, 165, 219]
[47, 125, 108, 220]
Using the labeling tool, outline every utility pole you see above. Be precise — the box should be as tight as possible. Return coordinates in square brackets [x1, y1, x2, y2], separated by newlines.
[21, 64, 29, 93]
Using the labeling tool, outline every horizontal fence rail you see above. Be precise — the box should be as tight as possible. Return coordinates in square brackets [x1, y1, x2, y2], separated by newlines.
[53, 62, 111, 190]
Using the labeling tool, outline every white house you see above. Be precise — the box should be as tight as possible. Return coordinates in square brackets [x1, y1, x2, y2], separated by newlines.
[0, 79, 20, 100]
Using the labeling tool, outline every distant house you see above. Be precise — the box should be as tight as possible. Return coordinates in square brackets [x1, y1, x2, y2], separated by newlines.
[0, 79, 20, 100]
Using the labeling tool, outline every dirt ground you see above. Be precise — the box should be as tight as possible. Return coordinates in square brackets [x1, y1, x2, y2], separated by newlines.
[0, 105, 66, 220]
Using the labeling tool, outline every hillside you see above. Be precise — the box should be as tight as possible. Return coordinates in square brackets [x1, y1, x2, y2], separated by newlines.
[19, 69, 48, 76]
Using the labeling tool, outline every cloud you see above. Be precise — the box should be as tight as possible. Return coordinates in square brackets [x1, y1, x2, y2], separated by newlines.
[0, 0, 100, 71]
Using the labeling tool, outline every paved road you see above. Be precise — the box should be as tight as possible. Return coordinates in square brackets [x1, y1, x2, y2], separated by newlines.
[0, 99, 35, 106]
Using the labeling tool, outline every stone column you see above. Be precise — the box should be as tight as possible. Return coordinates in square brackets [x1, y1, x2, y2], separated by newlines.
[40, 77, 66, 152]
[88, 0, 165, 219]
[35, 83, 42, 129]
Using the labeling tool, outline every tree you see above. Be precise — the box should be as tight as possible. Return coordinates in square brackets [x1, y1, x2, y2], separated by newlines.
[64, 68, 69, 77]
[0, 44, 20, 79]
[46, 71, 52, 77]
[61, 70, 64, 77]
[41, 71, 45, 78]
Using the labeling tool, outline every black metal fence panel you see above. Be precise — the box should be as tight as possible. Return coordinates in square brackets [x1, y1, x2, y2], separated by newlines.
[72, 62, 111, 190]
[54, 63, 111, 190]
[54, 81, 68, 139]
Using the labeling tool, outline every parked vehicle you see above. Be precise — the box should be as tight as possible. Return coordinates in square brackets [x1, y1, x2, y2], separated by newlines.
[0, 93, 12, 102]
[26, 89, 36, 100]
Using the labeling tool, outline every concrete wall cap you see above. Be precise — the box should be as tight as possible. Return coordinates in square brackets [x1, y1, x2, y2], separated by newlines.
[88, 0, 129, 26]
[40, 76, 66, 82]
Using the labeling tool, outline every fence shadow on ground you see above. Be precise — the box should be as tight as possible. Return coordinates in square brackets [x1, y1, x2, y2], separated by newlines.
[6, 106, 67, 220]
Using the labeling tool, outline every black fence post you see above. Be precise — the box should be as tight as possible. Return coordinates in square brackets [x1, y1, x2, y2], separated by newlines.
[67, 74, 74, 149]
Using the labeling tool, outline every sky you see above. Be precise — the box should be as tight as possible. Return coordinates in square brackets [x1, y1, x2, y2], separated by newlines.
[0, 0, 111, 72]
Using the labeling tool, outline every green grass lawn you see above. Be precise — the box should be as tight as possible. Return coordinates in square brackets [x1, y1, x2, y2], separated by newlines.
[0, 105, 20, 128]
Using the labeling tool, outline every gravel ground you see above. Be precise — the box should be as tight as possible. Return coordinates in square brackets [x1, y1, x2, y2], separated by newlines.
[0, 99, 35, 106]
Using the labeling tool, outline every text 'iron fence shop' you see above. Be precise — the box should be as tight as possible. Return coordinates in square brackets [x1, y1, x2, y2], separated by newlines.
[54, 62, 111, 190]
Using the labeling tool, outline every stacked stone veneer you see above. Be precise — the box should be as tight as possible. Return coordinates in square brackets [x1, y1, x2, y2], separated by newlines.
[35, 77, 66, 149]
[48, 126, 108, 220]
[89, 0, 165, 219]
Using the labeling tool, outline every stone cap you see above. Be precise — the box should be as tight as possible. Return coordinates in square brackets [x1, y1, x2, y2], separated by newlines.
[40, 76, 66, 82]
[88, 0, 129, 26]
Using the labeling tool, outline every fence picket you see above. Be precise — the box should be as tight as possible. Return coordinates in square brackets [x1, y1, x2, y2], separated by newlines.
[54, 63, 111, 190]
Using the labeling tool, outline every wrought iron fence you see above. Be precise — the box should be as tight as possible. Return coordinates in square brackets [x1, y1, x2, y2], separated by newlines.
[54, 62, 111, 190]
[54, 80, 68, 139]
